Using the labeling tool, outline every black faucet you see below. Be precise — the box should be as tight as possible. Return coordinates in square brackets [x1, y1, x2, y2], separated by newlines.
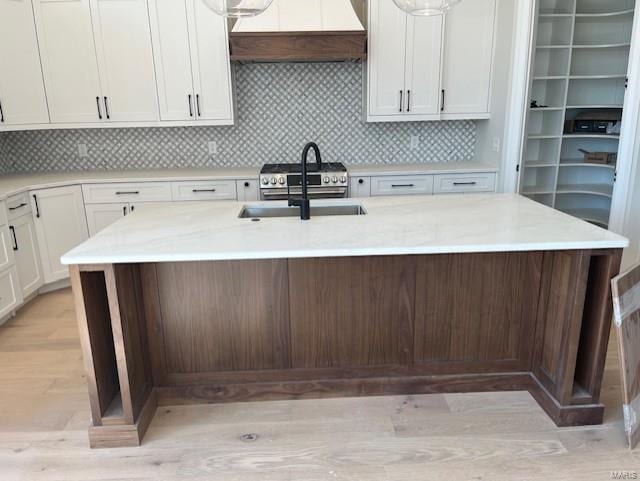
[288, 142, 322, 220]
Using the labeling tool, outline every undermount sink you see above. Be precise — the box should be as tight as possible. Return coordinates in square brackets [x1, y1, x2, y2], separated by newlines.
[238, 204, 367, 219]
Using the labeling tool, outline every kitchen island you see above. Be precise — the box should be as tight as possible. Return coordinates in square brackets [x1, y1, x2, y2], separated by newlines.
[62, 194, 628, 448]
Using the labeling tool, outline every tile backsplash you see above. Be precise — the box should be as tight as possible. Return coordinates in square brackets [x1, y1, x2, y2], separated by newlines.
[0, 62, 476, 174]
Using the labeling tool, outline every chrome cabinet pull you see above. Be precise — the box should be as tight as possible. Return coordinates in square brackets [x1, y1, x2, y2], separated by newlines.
[188, 94, 193, 117]
[399, 90, 403, 112]
[407, 90, 411, 112]
[96, 97, 102, 120]
[196, 94, 201, 117]
[104, 97, 110, 119]
[192, 189, 216, 193]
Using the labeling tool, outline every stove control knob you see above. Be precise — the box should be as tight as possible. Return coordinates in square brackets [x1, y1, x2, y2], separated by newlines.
[324, 177, 330, 184]
[261, 178, 269, 185]
[270, 177, 277, 185]
[278, 177, 286, 185]
[331, 176, 338, 183]
[340, 176, 347, 183]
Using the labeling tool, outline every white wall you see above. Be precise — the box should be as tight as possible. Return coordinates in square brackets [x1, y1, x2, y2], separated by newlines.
[474, 0, 516, 176]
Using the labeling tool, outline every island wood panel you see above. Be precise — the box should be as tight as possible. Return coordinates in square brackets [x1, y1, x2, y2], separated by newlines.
[573, 250, 622, 402]
[109, 264, 153, 422]
[532, 251, 592, 405]
[288, 256, 416, 368]
[153, 260, 290, 374]
[69, 266, 120, 426]
[413, 252, 542, 371]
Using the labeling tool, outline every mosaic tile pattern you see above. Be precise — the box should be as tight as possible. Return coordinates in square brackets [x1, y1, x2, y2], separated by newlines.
[0, 62, 476, 174]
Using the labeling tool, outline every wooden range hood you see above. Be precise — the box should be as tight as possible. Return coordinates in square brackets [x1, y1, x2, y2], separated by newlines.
[229, 0, 367, 62]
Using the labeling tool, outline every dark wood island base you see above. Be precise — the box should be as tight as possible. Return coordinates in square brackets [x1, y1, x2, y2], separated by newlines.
[69, 249, 622, 448]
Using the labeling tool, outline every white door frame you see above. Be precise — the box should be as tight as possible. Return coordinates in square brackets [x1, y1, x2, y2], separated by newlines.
[610, 4, 640, 240]
[498, 0, 535, 194]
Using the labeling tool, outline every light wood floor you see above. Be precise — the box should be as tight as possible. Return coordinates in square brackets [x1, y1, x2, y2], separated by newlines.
[1, 288, 638, 481]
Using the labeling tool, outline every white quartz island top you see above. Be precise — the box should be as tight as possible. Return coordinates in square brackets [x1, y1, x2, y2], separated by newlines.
[61, 193, 628, 265]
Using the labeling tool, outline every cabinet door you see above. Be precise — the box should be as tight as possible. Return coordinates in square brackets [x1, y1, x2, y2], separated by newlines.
[0, 0, 49, 126]
[236, 180, 259, 201]
[10, 215, 43, 298]
[148, 0, 195, 121]
[90, 0, 159, 122]
[85, 203, 127, 236]
[31, 186, 89, 283]
[32, 0, 103, 124]
[405, 15, 443, 116]
[0, 267, 22, 323]
[186, 0, 233, 121]
[367, 0, 407, 117]
[441, 0, 496, 115]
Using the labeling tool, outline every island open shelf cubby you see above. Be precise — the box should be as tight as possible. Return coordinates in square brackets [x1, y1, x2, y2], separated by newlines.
[521, 0, 635, 228]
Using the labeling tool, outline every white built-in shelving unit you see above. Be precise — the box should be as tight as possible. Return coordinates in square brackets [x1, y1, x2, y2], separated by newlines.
[521, 0, 635, 228]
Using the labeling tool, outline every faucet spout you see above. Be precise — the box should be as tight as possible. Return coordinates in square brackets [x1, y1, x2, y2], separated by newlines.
[288, 142, 321, 220]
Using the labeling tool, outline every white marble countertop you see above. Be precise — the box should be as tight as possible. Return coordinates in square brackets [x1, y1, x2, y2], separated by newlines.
[0, 161, 497, 200]
[61, 194, 628, 265]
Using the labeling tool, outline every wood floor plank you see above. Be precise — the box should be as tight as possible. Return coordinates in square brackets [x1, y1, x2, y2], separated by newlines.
[0, 288, 633, 481]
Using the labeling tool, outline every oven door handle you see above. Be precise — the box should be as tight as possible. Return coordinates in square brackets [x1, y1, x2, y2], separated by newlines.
[261, 188, 347, 197]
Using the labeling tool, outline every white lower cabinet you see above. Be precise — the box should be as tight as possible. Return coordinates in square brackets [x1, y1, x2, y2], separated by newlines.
[85, 202, 128, 236]
[31, 186, 89, 283]
[350, 177, 372, 198]
[236, 180, 259, 202]
[0, 267, 21, 321]
[9, 214, 43, 299]
[371, 175, 434, 197]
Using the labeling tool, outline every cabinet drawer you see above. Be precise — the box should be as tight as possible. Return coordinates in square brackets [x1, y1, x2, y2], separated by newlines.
[171, 180, 237, 201]
[82, 183, 172, 204]
[370, 175, 434, 197]
[6, 193, 31, 221]
[433, 173, 496, 194]
[0, 267, 21, 321]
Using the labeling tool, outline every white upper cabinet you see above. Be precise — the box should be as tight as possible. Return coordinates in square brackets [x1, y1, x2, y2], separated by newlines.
[441, 0, 496, 117]
[90, 0, 159, 122]
[32, 0, 103, 124]
[367, 0, 407, 117]
[33, 0, 158, 124]
[149, 0, 233, 123]
[148, 0, 195, 121]
[405, 15, 443, 116]
[187, 0, 233, 122]
[0, 0, 49, 127]
[367, 0, 496, 122]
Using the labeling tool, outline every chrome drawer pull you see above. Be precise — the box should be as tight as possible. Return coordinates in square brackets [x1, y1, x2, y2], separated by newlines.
[452, 181, 478, 186]
[192, 189, 217, 193]
[115, 191, 140, 195]
[391, 184, 415, 188]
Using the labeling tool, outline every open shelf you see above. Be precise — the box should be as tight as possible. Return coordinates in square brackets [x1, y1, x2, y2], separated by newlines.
[570, 45, 630, 76]
[531, 78, 568, 108]
[540, 0, 576, 15]
[537, 16, 575, 46]
[560, 158, 617, 169]
[526, 137, 561, 165]
[573, 14, 634, 45]
[575, 0, 635, 15]
[525, 193, 555, 207]
[522, 165, 558, 194]
[556, 183, 614, 197]
[528, 109, 565, 136]
[567, 78, 626, 107]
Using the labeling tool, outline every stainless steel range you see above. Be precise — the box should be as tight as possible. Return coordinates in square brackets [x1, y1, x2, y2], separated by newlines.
[259, 161, 349, 200]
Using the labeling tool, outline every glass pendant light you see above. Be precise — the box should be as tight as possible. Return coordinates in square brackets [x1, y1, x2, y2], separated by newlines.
[392, 0, 462, 16]
[203, 0, 274, 18]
